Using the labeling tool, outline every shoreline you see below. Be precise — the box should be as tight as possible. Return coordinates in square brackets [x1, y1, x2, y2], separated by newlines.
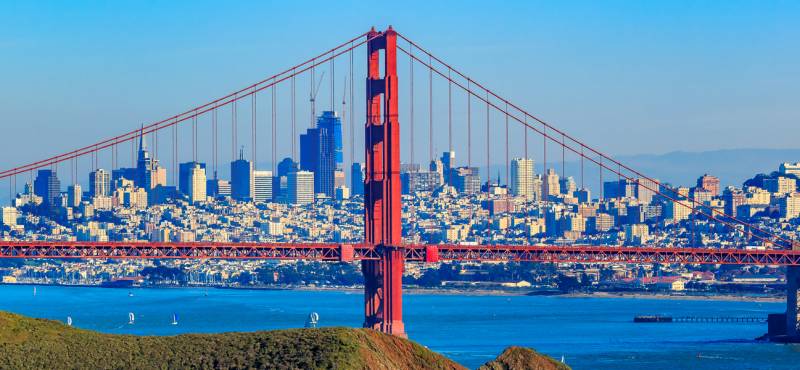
[3, 282, 783, 302]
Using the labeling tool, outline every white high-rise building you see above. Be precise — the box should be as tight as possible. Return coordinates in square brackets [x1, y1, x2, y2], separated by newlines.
[67, 184, 82, 208]
[1, 207, 18, 227]
[780, 162, 800, 177]
[289, 171, 314, 205]
[542, 168, 561, 199]
[510, 158, 535, 199]
[253, 170, 273, 203]
[89, 169, 111, 197]
[188, 163, 207, 203]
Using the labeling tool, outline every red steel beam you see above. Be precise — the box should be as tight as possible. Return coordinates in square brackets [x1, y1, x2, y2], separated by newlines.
[2, 242, 800, 265]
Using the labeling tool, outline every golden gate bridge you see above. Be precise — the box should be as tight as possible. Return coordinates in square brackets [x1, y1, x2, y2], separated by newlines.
[0, 27, 798, 339]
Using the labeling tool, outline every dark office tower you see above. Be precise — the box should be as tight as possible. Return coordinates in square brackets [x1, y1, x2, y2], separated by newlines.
[89, 169, 111, 197]
[230, 148, 253, 201]
[277, 157, 299, 177]
[440, 151, 455, 185]
[351, 162, 364, 196]
[300, 111, 338, 197]
[179, 161, 206, 195]
[271, 157, 298, 202]
[34, 169, 61, 208]
[317, 111, 343, 169]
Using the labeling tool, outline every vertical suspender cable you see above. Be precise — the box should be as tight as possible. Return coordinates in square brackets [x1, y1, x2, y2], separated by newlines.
[448, 68, 452, 185]
[410, 43, 415, 166]
[232, 96, 238, 159]
[467, 79, 471, 168]
[561, 133, 565, 180]
[349, 44, 354, 167]
[429, 54, 433, 164]
[505, 102, 509, 190]
[173, 121, 177, 186]
[213, 107, 218, 177]
[580, 146, 584, 189]
[292, 69, 297, 161]
[485, 90, 490, 189]
[543, 125, 547, 196]
[272, 80, 277, 174]
[252, 88, 257, 167]
[192, 113, 196, 163]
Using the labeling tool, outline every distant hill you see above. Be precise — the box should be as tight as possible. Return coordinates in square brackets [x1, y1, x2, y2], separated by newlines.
[0, 311, 568, 370]
[614, 148, 800, 188]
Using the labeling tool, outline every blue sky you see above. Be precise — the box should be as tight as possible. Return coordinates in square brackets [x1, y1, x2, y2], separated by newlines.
[1, 1, 798, 179]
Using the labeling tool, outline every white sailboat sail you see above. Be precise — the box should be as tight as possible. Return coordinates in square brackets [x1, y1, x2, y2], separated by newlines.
[128, 312, 135, 325]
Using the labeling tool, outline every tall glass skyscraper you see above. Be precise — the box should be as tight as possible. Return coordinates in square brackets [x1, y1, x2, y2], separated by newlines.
[34, 169, 60, 208]
[299, 111, 342, 197]
[230, 148, 253, 201]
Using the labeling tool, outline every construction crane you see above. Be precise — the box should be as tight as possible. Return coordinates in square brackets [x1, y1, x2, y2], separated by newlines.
[310, 71, 325, 126]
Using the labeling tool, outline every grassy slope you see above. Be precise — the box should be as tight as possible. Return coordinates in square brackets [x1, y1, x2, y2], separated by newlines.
[0, 311, 464, 370]
[478, 346, 571, 370]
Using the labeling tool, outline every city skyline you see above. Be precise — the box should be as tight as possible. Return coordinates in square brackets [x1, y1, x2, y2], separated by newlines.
[1, 1, 798, 180]
[2, 4, 800, 365]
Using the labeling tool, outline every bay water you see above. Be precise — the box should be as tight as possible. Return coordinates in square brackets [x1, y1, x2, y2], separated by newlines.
[1, 285, 798, 369]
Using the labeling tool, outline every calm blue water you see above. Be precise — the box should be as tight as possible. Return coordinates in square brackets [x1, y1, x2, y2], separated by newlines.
[1, 285, 798, 369]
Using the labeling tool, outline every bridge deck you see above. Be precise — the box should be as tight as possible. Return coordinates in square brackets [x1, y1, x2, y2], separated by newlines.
[1, 242, 799, 265]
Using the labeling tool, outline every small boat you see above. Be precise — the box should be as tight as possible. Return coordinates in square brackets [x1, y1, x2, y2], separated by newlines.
[560, 355, 565, 363]
[33, 287, 37, 296]
[128, 312, 135, 325]
[171, 313, 178, 325]
[128, 291, 134, 297]
[66, 316, 73, 326]
[305, 312, 320, 328]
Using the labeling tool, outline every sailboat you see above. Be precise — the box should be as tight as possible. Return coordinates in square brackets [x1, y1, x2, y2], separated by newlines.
[128, 312, 135, 325]
[32, 287, 37, 296]
[560, 355, 565, 363]
[66, 316, 72, 326]
[171, 313, 178, 325]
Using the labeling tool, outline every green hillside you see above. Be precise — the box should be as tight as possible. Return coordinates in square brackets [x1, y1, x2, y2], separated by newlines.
[0, 311, 570, 370]
[0, 311, 462, 369]
[479, 346, 570, 370]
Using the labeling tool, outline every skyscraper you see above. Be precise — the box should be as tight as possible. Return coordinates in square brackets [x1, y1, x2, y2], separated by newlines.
[351, 162, 364, 196]
[89, 169, 111, 198]
[180, 162, 206, 195]
[33, 169, 60, 208]
[273, 157, 298, 202]
[231, 148, 253, 202]
[288, 170, 314, 205]
[134, 127, 167, 190]
[440, 151, 455, 185]
[253, 170, 273, 203]
[452, 167, 480, 194]
[317, 111, 343, 168]
[300, 111, 340, 198]
[67, 184, 82, 208]
[542, 168, 561, 199]
[187, 163, 207, 203]
[696, 174, 720, 196]
[510, 158, 535, 199]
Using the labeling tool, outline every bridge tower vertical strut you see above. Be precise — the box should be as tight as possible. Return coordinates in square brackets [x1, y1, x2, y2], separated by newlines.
[363, 26, 405, 337]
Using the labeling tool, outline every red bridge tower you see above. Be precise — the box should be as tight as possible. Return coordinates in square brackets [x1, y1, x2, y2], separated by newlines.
[363, 26, 405, 337]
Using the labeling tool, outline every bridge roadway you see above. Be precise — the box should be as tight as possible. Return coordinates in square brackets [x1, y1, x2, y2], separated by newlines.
[2, 242, 800, 266]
